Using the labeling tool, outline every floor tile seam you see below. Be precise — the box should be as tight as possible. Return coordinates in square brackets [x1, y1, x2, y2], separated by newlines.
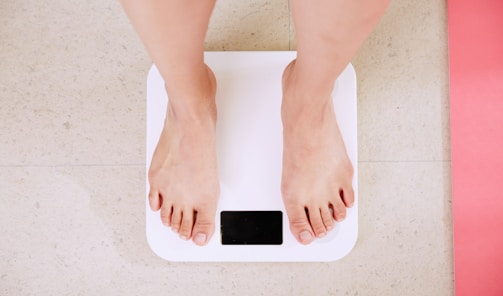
[0, 160, 451, 168]
[0, 164, 144, 168]
[358, 160, 451, 164]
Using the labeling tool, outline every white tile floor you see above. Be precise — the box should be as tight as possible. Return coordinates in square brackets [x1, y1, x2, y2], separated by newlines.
[0, 0, 453, 294]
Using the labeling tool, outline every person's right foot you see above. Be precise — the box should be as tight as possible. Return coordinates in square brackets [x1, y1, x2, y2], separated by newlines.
[148, 65, 220, 246]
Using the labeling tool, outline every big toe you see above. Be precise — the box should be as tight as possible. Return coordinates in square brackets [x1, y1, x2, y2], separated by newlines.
[286, 205, 315, 245]
[191, 211, 215, 246]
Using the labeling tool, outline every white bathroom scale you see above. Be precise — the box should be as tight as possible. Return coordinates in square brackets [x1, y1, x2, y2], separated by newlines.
[146, 51, 358, 262]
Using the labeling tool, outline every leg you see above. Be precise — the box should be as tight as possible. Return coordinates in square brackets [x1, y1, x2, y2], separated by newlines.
[121, 0, 218, 246]
[282, 0, 390, 244]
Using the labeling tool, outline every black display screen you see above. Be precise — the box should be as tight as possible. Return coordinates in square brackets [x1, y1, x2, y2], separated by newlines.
[220, 211, 283, 245]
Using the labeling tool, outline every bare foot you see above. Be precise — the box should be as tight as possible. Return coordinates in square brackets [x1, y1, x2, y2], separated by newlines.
[148, 65, 219, 246]
[281, 60, 354, 245]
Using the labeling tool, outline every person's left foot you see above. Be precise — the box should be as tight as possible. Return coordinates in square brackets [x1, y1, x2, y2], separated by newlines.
[281, 60, 355, 245]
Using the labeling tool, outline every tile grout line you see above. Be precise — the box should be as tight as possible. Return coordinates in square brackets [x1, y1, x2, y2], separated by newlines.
[359, 160, 451, 164]
[0, 163, 145, 168]
[0, 160, 451, 169]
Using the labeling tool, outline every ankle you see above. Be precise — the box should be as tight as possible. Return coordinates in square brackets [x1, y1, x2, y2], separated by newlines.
[167, 99, 217, 126]
[164, 65, 217, 123]
[281, 100, 333, 136]
[283, 61, 335, 108]
[282, 83, 333, 126]
[285, 59, 337, 93]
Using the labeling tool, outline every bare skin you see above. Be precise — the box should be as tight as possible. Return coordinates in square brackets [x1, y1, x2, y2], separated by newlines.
[281, 0, 391, 244]
[121, 0, 219, 245]
[122, 0, 390, 246]
[281, 60, 354, 244]
[148, 65, 218, 245]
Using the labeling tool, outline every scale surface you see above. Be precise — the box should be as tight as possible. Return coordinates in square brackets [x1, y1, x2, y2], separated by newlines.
[146, 51, 358, 262]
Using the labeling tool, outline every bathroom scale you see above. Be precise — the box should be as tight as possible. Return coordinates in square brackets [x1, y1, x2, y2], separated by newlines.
[146, 51, 358, 262]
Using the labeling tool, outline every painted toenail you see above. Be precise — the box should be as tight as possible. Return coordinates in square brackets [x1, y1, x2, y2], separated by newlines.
[194, 233, 206, 245]
[300, 231, 313, 242]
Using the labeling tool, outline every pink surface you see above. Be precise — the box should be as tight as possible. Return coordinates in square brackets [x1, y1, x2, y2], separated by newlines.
[449, 0, 503, 295]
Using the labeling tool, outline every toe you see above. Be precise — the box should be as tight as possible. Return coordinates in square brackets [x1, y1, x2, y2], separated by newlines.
[320, 206, 335, 231]
[342, 186, 355, 208]
[160, 204, 173, 227]
[178, 208, 194, 240]
[307, 206, 327, 238]
[331, 194, 347, 222]
[170, 208, 182, 233]
[148, 189, 162, 211]
[191, 210, 215, 246]
[285, 205, 315, 244]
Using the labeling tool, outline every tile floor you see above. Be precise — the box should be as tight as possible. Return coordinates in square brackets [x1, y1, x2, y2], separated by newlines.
[0, 0, 453, 295]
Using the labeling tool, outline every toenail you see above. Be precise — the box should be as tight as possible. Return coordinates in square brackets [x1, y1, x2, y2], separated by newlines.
[180, 235, 189, 240]
[326, 225, 333, 231]
[336, 216, 345, 222]
[300, 231, 313, 242]
[194, 233, 207, 245]
[318, 232, 326, 238]
[171, 227, 179, 233]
